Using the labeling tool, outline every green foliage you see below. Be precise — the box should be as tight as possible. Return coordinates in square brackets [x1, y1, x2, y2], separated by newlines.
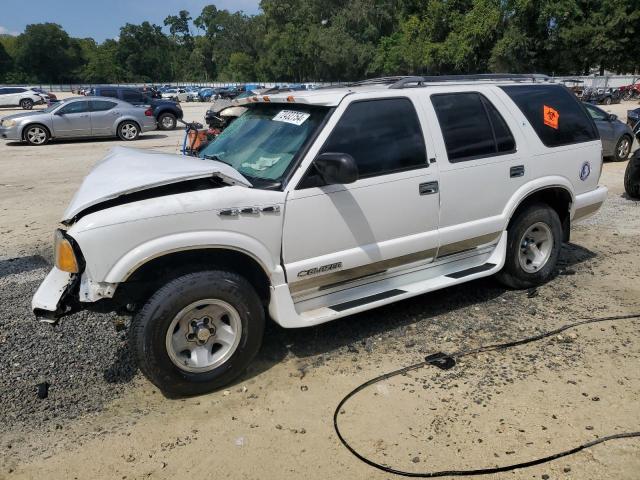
[13, 23, 85, 82]
[0, 41, 12, 82]
[0, 1, 639, 84]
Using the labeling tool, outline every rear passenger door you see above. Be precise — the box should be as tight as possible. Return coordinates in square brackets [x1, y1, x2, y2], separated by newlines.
[89, 100, 118, 136]
[426, 90, 524, 257]
[282, 97, 440, 296]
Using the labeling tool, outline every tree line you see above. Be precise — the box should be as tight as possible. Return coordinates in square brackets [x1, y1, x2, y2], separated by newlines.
[0, 0, 639, 84]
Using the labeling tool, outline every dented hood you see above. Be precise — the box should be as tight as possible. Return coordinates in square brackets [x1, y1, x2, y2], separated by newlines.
[62, 146, 251, 221]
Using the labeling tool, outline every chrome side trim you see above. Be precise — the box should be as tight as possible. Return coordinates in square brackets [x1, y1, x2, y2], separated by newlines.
[436, 232, 501, 259]
[289, 248, 438, 295]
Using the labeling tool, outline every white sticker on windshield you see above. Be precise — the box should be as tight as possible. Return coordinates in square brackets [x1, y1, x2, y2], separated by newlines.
[272, 110, 310, 126]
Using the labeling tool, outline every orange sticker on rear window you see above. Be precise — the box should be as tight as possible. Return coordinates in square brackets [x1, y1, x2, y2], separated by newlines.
[544, 105, 559, 129]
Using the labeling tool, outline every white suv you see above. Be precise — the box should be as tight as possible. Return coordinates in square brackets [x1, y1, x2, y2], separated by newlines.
[0, 87, 47, 109]
[32, 74, 607, 395]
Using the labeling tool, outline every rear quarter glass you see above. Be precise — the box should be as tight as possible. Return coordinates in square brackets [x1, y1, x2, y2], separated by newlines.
[500, 85, 598, 147]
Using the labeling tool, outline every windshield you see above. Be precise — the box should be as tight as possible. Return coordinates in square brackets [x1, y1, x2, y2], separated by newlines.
[42, 102, 62, 113]
[199, 104, 328, 187]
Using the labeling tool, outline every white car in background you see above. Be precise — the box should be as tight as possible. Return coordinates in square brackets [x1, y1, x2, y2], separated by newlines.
[161, 88, 189, 102]
[0, 87, 48, 110]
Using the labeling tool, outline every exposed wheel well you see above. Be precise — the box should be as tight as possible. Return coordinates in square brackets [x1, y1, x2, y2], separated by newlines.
[113, 248, 271, 311]
[21, 123, 51, 140]
[508, 187, 572, 242]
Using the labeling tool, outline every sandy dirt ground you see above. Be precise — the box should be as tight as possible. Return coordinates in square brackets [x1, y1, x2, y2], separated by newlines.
[1, 95, 639, 480]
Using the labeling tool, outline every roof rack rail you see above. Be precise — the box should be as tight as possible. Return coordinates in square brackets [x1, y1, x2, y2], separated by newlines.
[347, 76, 407, 87]
[389, 73, 551, 89]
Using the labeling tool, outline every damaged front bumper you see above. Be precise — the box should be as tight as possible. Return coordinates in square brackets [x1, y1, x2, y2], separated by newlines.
[32, 267, 80, 323]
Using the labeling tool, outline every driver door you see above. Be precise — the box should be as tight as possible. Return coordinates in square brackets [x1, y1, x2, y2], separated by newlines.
[52, 100, 90, 137]
[282, 97, 440, 297]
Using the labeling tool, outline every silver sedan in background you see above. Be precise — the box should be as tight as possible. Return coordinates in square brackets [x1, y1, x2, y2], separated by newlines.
[0, 96, 157, 145]
[583, 102, 634, 161]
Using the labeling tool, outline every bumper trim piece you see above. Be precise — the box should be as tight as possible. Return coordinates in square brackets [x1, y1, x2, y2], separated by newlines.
[32, 267, 80, 323]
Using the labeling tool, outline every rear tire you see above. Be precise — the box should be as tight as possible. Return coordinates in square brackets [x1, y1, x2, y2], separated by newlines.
[496, 203, 562, 289]
[130, 270, 265, 396]
[614, 135, 632, 162]
[624, 153, 640, 199]
[158, 112, 177, 130]
[117, 121, 140, 141]
[20, 98, 34, 110]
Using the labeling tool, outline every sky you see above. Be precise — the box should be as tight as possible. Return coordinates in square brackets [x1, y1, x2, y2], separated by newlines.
[0, 0, 261, 41]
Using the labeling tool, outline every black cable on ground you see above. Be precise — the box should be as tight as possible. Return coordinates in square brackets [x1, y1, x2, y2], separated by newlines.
[333, 313, 640, 478]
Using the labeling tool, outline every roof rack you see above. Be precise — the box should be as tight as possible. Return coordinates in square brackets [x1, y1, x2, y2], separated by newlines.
[388, 74, 550, 89]
[342, 74, 550, 89]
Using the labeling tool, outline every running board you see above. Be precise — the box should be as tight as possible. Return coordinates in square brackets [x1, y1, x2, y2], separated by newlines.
[446, 262, 496, 279]
[290, 232, 508, 327]
[330, 289, 406, 312]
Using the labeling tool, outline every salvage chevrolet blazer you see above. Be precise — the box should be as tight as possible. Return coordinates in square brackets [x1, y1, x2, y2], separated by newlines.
[32, 74, 608, 395]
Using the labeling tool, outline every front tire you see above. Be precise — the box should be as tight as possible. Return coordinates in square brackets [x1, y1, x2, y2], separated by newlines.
[130, 271, 265, 396]
[624, 153, 640, 199]
[614, 135, 632, 162]
[24, 125, 49, 145]
[496, 203, 562, 289]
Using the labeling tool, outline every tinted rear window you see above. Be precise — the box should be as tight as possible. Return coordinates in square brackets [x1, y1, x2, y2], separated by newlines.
[500, 85, 598, 147]
[431, 92, 515, 162]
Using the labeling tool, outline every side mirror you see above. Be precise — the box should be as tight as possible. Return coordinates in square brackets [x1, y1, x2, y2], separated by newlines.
[608, 113, 618, 121]
[54, 110, 64, 116]
[313, 152, 358, 185]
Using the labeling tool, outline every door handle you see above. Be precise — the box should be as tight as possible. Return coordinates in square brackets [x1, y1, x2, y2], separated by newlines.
[419, 181, 439, 195]
[510, 165, 525, 178]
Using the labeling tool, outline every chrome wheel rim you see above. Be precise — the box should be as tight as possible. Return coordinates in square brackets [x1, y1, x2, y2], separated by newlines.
[27, 127, 46, 144]
[618, 138, 631, 159]
[121, 123, 137, 139]
[518, 222, 554, 273]
[22, 100, 33, 109]
[161, 116, 174, 129]
[165, 299, 242, 373]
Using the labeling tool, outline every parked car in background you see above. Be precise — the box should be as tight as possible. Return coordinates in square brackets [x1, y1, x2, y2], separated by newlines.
[138, 86, 161, 99]
[217, 86, 241, 99]
[618, 82, 640, 100]
[584, 87, 622, 105]
[28, 87, 58, 102]
[583, 102, 633, 161]
[0, 96, 155, 145]
[198, 88, 216, 102]
[0, 87, 48, 110]
[161, 88, 189, 102]
[90, 86, 183, 130]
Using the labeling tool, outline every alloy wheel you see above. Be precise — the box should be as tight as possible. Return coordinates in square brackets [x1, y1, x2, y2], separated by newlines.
[26, 127, 47, 145]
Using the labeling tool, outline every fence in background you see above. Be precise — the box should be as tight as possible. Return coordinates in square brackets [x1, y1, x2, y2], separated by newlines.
[3, 75, 640, 92]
